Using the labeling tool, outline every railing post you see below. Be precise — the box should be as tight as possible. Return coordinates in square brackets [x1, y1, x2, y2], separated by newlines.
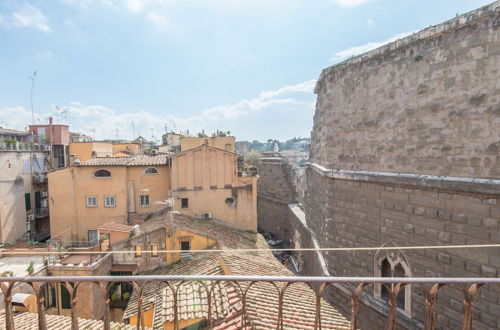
[277, 282, 291, 330]
[424, 283, 445, 330]
[462, 283, 483, 330]
[314, 282, 329, 330]
[0, 282, 15, 330]
[28, 282, 47, 330]
[351, 283, 367, 330]
[385, 283, 405, 330]
[97, 281, 111, 330]
[132, 282, 144, 330]
[64, 281, 80, 330]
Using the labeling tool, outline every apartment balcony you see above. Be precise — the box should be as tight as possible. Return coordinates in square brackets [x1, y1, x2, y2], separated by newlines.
[0, 275, 497, 330]
[34, 207, 49, 219]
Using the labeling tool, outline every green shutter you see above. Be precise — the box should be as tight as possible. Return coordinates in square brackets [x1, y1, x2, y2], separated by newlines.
[24, 193, 31, 211]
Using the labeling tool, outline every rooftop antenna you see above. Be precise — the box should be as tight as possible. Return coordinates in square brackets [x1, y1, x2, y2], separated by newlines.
[132, 121, 136, 140]
[28, 71, 37, 125]
[116, 128, 119, 140]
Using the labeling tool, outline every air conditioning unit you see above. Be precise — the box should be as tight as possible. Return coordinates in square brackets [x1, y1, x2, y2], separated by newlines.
[44, 146, 51, 152]
[201, 211, 212, 220]
[41, 191, 48, 198]
[26, 214, 34, 222]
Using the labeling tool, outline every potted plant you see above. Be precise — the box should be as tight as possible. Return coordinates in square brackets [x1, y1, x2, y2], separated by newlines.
[28, 241, 36, 249]
[122, 292, 131, 300]
[26, 261, 35, 275]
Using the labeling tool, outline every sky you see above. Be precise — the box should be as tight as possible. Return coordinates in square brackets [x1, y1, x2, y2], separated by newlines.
[0, 0, 493, 142]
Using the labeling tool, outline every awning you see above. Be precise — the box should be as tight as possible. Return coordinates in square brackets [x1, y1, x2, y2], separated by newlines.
[111, 264, 137, 273]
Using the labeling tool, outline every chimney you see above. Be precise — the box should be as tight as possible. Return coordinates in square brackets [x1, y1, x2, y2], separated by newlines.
[49, 117, 53, 125]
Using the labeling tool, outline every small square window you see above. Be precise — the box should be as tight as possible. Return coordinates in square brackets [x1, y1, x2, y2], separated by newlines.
[151, 244, 158, 257]
[86, 196, 97, 207]
[140, 195, 150, 207]
[134, 245, 142, 257]
[181, 198, 189, 209]
[104, 195, 116, 208]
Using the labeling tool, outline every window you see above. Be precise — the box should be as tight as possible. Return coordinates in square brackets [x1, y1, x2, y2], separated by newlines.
[144, 167, 159, 175]
[43, 284, 56, 309]
[104, 195, 116, 207]
[181, 198, 189, 209]
[94, 169, 111, 177]
[60, 284, 71, 309]
[25, 193, 31, 211]
[374, 243, 411, 315]
[134, 245, 142, 257]
[181, 241, 190, 250]
[88, 230, 98, 244]
[86, 196, 97, 207]
[140, 195, 150, 207]
[151, 244, 158, 257]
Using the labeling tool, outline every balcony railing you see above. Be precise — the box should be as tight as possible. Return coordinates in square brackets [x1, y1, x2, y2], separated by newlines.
[0, 275, 498, 330]
[34, 207, 49, 219]
[0, 142, 47, 152]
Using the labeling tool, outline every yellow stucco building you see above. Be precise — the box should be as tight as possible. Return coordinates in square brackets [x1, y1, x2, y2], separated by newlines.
[68, 142, 113, 162]
[171, 143, 257, 231]
[180, 136, 235, 152]
[48, 154, 170, 241]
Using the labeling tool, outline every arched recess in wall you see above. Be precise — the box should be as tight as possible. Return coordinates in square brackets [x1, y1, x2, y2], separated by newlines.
[144, 167, 159, 175]
[93, 169, 111, 178]
[373, 242, 412, 316]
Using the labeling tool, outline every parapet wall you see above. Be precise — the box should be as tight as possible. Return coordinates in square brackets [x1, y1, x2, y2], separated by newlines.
[311, 1, 500, 178]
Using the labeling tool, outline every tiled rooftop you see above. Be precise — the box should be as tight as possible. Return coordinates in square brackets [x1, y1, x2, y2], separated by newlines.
[99, 221, 134, 233]
[0, 311, 139, 330]
[124, 216, 351, 329]
[78, 154, 169, 166]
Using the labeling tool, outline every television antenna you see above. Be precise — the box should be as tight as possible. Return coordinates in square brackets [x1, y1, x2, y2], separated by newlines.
[28, 71, 37, 125]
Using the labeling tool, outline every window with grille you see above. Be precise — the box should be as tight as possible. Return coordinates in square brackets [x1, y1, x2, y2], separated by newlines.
[86, 196, 97, 207]
[140, 195, 150, 207]
[151, 244, 158, 257]
[134, 245, 142, 257]
[104, 195, 116, 207]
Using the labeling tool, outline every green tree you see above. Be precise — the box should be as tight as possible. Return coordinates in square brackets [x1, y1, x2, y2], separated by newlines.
[244, 151, 262, 167]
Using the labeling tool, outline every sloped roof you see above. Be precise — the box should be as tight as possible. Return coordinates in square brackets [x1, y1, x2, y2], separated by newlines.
[78, 154, 169, 166]
[0, 127, 30, 136]
[99, 221, 134, 233]
[122, 216, 350, 329]
[0, 311, 140, 330]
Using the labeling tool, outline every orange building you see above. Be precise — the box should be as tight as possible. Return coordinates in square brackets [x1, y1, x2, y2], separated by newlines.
[171, 143, 257, 231]
[68, 142, 113, 162]
[48, 154, 170, 241]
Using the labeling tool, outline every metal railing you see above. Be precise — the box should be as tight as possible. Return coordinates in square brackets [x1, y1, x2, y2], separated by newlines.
[34, 207, 49, 218]
[0, 275, 498, 330]
[0, 142, 47, 152]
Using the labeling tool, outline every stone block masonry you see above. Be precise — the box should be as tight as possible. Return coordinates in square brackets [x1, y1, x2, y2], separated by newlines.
[303, 2, 500, 329]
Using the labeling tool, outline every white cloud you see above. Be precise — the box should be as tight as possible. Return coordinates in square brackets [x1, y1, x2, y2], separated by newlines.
[148, 11, 167, 26]
[11, 5, 50, 32]
[331, 0, 371, 8]
[126, 0, 146, 12]
[366, 18, 374, 27]
[0, 80, 316, 141]
[329, 31, 415, 62]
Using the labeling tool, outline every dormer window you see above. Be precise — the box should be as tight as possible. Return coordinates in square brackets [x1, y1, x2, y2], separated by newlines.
[144, 167, 159, 175]
[94, 169, 111, 178]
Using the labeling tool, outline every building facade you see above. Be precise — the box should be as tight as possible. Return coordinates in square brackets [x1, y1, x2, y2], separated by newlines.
[180, 136, 235, 153]
[0, 146, 49, 242]
[29, 118, 70, 169]
[170, 143, 258, 231]
[302, 3, 500, 330]
[48, 154, 170, 241]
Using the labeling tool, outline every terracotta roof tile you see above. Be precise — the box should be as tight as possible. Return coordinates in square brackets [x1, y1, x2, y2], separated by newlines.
[0, 311, 141, 329]
[78, 154, 169, 167]
[99, 221, 134, 233]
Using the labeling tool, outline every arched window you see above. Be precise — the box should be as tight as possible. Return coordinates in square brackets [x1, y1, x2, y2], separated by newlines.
[144, 167, 159, 175]
[94, 169, 111, 178]
[374, 243, 412, 315]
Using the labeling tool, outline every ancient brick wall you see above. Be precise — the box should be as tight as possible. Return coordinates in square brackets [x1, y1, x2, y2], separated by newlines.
[311, 3, 500, 178]
[305, 2, 500, 329]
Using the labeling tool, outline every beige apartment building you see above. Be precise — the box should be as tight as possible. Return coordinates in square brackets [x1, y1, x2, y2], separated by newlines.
[48, 154, 170, 241]
[171, 143, 257, 231]
[180, 135, 235, 152]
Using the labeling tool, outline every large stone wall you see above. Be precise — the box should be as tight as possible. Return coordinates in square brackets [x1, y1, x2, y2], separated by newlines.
[305, 2, 500, 330]
[311, 2, 500, 178]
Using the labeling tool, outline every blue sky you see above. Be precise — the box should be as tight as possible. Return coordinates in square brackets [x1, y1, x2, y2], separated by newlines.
[0, 0, 493, 142]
